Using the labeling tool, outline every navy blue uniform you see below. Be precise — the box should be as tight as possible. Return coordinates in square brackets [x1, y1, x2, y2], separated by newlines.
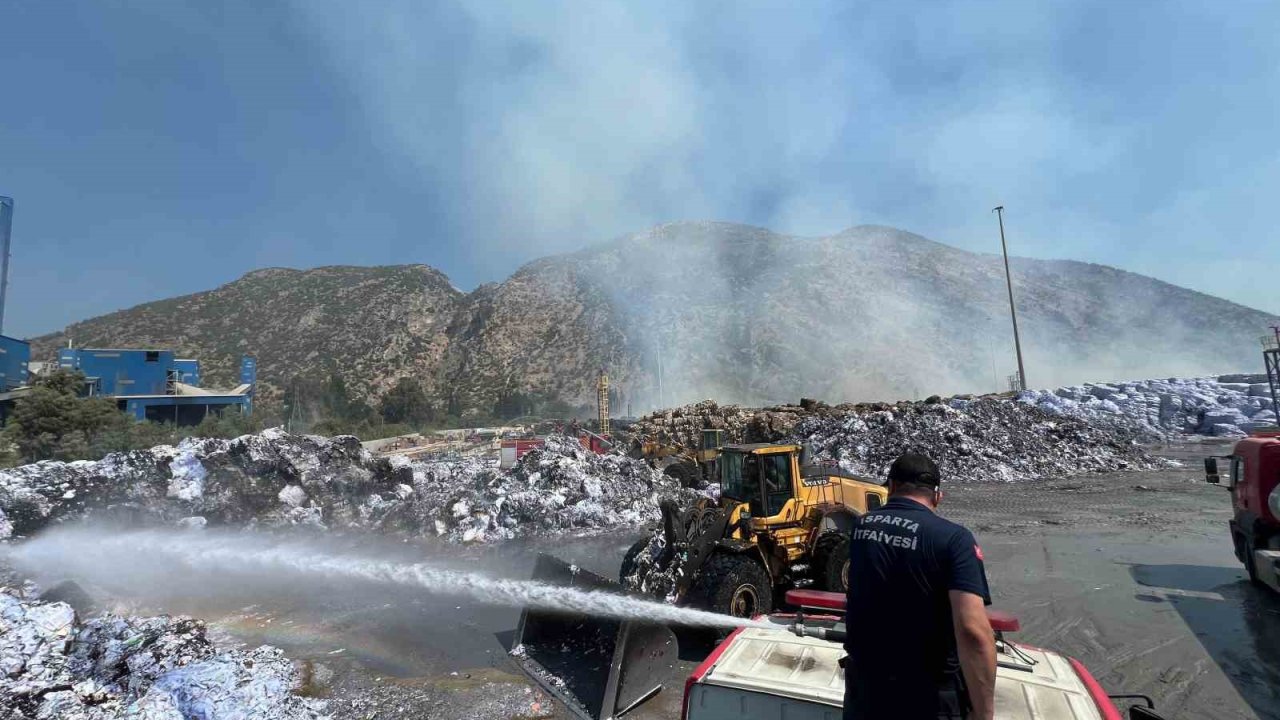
[843, 498, 991, 720]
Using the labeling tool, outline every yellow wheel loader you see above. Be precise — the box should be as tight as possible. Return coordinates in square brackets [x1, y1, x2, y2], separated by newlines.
[629, 428, 725, 488]
[620, 443, 887, 617]
[509, 444, 886, 718]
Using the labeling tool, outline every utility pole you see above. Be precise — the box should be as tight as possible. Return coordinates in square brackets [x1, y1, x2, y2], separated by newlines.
[0, 197, 13, 335]
[993, 206, 1027, 392]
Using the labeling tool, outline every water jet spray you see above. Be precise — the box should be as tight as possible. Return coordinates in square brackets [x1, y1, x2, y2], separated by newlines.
[7, 526, 770, 632]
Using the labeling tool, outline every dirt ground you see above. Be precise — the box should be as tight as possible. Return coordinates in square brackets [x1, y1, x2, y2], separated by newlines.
[11, 438, 1280, 719]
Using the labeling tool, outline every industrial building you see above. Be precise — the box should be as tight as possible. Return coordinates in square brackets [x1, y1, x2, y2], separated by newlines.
[0, 334, 29, 392]
[0, 194, 257, 427]
[0, 198, 28, 425]
[57, 348, 256, 424]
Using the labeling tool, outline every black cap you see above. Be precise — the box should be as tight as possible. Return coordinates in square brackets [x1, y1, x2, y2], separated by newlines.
[888, 452, 940, 487]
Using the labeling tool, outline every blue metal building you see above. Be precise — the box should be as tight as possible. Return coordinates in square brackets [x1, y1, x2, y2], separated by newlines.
[0, 334, 29, 392]
[57, 347, 254, 424]
[240, 355, 257, 385]
[173, 358, 200, 386]
[58, 348, 175, 396]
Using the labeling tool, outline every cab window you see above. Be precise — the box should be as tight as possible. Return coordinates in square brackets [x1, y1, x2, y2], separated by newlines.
[721, 453, 762, 512]
[762, 454, 791, 516]
[720, 452, 744, 498]
[1231, 456, 1243, 488]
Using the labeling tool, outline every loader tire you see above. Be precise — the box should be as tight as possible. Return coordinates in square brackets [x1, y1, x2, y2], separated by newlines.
[691, 552, 772, 618]
[813, 532, 851, 593]
[664, 462, 700, 488]
[619, 537, 650, 584]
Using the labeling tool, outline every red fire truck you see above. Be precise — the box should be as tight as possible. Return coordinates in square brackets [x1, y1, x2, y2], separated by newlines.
[1204, 329, 1280, 593]
[1206, 430, 1280, 592]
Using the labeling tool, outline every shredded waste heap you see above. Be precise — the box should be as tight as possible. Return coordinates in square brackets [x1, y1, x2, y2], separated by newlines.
[402, 435, 702, 542]
[626, 399, 809, 448]
[630, 396, 1161, 484]
[796, 397, 1159, 483]
[0, 431, 695, 542]
[0, 585, 326, 720]
[4, 373, 1258, 541]
[1019, 375, 1279, 439]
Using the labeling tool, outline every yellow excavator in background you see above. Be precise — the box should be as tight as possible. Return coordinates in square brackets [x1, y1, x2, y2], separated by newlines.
[628, 428, 724, 487]
[621, 442, 887, 617]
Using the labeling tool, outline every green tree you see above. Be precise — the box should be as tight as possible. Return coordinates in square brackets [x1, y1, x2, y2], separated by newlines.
[38, 369, 85, 396]
[321, 374, 373, 424]
[538, 395, 575, 419]
[3, 371, 83, 461]
[379, 378, 435, 426]
[2, 368, 264, 464]
[75, 397, 135, 457]
[185, 410, 262, 440]
[322, 374, 353, 419]
[280, 373, 370, 431]
[493, 390, 535, 420]
[282, 375, 323, 432]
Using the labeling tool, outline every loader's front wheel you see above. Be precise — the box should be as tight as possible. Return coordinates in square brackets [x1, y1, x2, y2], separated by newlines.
[692, 553, 773, 618]
[663, 462, 701, 488]
[813, 532, 851, 593]
[619, 537, 650, 584]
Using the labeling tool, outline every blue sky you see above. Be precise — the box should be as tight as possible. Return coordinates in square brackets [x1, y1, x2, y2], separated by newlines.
[3, 1, 1278, 338]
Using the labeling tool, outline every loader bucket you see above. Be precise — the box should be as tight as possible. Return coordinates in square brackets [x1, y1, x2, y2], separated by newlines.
[512, 553, 678, 720]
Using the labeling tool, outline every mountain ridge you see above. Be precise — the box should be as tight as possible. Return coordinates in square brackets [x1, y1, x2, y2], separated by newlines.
[28, 222, 1279, 416]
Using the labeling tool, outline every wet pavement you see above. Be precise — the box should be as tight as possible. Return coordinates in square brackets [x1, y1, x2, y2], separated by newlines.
[944, 439, 1280, 720]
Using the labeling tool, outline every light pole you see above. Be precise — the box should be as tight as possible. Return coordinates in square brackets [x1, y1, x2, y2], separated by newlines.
[993, 206, 1027, 392]
[0, 196, 13, 335]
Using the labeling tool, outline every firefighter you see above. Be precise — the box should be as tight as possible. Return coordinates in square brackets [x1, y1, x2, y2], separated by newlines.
[843, 452, 996, 719]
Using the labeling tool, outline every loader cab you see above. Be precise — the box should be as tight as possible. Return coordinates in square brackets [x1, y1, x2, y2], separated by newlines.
[719, 444, 800, 520]
[698, 428, 724, 481]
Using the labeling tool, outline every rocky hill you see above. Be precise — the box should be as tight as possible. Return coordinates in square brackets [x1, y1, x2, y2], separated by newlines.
[32, 265, 461, 405]
[28, 222, 1279, 416]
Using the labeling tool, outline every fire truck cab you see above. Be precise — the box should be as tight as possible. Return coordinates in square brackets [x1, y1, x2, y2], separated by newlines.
[681, 591, 1165, 720]
[1205, 431, 1280, 592]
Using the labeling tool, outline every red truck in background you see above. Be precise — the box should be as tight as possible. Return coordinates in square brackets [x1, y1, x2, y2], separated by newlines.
[1205, 329, 1280, 593]
[1206, 431, 1280, 592]
[498, 430, 613, 469]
